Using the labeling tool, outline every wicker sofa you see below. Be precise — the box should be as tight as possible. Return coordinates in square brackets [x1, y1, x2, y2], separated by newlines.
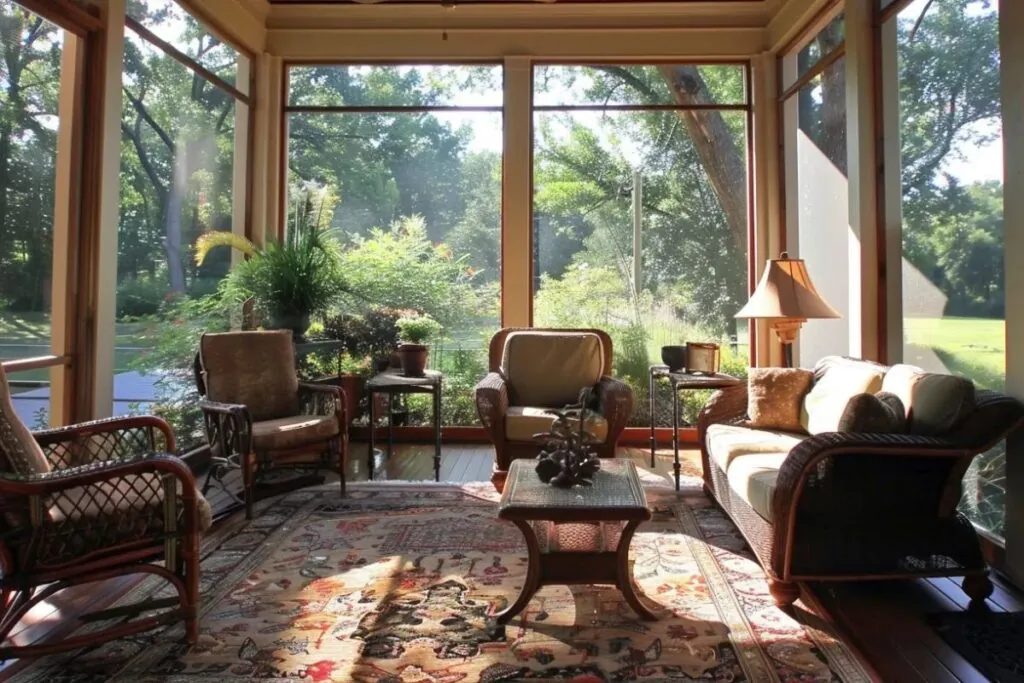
[698, 355, 1024, 609]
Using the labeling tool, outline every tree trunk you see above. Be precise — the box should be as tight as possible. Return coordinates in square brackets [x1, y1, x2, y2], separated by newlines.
[164, 143, 188, 294]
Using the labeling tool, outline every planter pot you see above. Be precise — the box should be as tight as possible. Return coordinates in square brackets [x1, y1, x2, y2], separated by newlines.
[397, 343, 429, 376]
[269, 313, 311, 341]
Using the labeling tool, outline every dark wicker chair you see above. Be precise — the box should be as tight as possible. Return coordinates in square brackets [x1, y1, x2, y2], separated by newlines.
[0, 364, 210, 658]
[698, 361, 1024, 609]
[475, 328, 633, 491]
[194, 330, 348, 519]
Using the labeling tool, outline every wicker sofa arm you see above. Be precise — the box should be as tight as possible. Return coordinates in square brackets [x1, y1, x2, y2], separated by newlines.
[299, 382, 348, 427]
[595, 375, 633, 443]
[34, 416, 177, 470]
[198, 399, 253, 458]
[475, 372, 509, 442]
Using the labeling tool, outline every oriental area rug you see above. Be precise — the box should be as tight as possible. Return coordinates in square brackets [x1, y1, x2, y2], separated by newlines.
[12, 478, 873, 683]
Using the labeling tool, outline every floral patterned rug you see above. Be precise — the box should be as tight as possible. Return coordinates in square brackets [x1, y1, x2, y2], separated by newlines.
[11, 478, 873, 682]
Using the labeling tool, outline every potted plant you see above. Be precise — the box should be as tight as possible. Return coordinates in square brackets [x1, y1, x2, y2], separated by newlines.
[395, 313, 441, 376]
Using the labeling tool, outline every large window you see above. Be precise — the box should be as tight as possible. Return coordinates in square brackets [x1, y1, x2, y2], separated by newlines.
[116, 0, 251, 448]
[885, 0, 1005, 536]
[286, 64, 503, 427]
[780, 14, 849, 366]
[531, 64, 751, 427]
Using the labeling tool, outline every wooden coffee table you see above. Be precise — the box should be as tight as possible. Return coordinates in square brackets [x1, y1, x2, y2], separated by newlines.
[494, 459, 657, 633]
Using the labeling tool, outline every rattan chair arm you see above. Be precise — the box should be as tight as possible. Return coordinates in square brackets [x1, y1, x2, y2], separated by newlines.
[596, 375, 633, 444]
[475, 372, 509, 442]
[0, 452, 197, 497]
[198, 400, 253, 457]
[33, 416, 176, 468]
[298, 382, 349, 426]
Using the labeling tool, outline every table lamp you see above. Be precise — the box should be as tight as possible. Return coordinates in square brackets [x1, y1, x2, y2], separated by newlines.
[735, 253, 840, 367]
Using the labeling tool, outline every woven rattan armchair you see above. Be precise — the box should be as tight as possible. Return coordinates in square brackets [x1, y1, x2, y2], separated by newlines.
[475, 328, 633, 491]
[194, 330, 348, 519]
[0, 365, 211, 658]
[698, 360, 1024, 610]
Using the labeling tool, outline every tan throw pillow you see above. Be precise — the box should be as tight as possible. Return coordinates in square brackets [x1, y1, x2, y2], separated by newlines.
[881, 364, 976, 435]
[801, 363, 885, 434]
[835, 392, 906, 433]
[747, 367, 815, 433]
[0, 363, 51, 475]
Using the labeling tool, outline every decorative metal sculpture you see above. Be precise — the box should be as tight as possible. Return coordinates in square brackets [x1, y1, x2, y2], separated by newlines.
[534, 387, 603, 487]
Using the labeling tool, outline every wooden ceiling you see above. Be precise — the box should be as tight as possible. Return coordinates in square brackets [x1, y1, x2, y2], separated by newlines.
[268, 0, 764, 4]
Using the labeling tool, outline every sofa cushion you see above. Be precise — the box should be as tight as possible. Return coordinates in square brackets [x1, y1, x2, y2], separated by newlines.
[0, 363, 50, 475]
[801, 360, 885, 434]
[501, 331, 603, 407]
[705, 423, 805, 473]
[199, 330, 300, 421]
[835, 392, 906, 433]
[252, 415, 341, 451]
[881, 364, 975, 435]
[505, 406, 608, 443]
[746, 367, 814, 433]
[726, 452, 786, 522]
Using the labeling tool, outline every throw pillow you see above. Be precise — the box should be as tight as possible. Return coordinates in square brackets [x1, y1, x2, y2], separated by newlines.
[835, 391, 907, 433]
[801, 362, 885, 434]
[747, 367, 815, 433]
[0, 363, 51, 475]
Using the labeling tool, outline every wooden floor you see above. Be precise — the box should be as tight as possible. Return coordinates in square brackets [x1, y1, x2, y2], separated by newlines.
[4, 442, 1021, 683]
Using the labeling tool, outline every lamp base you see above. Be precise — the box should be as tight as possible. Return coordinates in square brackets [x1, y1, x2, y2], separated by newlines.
[770, 319, 804, 368]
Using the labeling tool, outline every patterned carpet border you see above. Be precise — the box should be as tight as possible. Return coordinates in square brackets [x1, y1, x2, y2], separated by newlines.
[11, 474, 873, 683]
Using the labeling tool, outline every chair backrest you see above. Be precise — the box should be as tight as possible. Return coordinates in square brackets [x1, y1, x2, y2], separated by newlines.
[489, 328, 611, 407]
[196, 330, 300, 421]
[0, 363, 51, 475]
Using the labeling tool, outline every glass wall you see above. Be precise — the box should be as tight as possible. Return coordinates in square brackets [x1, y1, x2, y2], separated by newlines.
[886, 0, 1005, 536]
[116, 0, 250, 448]
[531, 64, 751, 426]
[781, 15, 849, 366]
[286, 64, 503, 427]
[0, 1, 68, 427]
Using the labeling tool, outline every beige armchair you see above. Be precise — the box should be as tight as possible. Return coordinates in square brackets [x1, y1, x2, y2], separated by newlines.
[475, 328, 633, 490]
[194, 330, 347, 519]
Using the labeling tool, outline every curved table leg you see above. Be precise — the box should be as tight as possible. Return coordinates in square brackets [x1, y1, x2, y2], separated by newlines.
[617, 520, 658, 621]
[493, 520, 542, 633]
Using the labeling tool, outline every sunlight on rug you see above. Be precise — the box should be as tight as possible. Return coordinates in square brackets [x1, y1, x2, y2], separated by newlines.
[12, 475, 871, 682]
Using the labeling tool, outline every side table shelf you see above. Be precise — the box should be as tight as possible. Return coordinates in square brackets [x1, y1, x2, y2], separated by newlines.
[648, 365, 742, 491]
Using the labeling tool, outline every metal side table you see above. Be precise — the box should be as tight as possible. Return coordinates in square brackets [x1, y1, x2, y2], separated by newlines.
[366, 370, 442, 481]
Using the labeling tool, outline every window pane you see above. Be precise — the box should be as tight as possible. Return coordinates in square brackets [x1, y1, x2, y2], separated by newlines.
[892, 0, 1005, 536]
[118, 29, 240, 448]
[533, 64, 747, 107]
[0, 1, 64, 423]
[127, 0, 242, 88]
[532, 67, 750, 427]
[288, 65, 504, 108]
[287, 89, 502, 427]
[796, 14, 845, 84]
[789, 57, 849, 365]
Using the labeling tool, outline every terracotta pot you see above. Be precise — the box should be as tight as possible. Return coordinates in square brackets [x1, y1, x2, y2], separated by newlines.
[397, 343, 429, 376]
[339, 374, 364, 423]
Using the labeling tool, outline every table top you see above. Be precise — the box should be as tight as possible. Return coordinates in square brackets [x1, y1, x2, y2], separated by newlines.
[649, 364, 742, 389]
[366, 369, 443, 390]
[499, 459, 651, 522]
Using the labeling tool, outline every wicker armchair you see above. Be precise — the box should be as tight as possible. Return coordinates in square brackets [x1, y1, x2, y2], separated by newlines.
[698, 357, 1024, 609]
[475, 328, 633, 490]
[0, 365, 211, 659]
[194, 330, 348, 519]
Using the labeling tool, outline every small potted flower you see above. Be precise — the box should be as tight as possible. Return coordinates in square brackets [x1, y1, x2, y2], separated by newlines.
[395, 313, 442, 376]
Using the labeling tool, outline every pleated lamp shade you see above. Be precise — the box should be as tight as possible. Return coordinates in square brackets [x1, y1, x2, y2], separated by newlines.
[736, 256, 839, 321]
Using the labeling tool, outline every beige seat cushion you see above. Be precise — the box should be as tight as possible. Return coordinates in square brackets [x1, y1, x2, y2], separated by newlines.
[252, 415, 341, 451]
[199, 330, 300, 421]
[0, 363, 51, 475]
[705, 423, 805, 473]
[505, 406, 609, 443]
[801, 361, 885, 434]
[501, 331, 603, 407]
[881, 364, 975, 435]
[726, 453, 787, 522]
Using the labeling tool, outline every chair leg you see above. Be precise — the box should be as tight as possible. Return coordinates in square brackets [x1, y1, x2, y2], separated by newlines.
[244, 452, 255, 520]
[963, 573, 993, 608]
[338, 437, 346, 496]
[183, 533, 201, 646]
[768, 578, 800, 609]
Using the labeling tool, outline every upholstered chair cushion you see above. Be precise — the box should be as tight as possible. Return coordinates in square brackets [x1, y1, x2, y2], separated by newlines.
[835, 392, 907, 433]
[881, 364, 976, 435]
[199, 330, 300, 421]
[0, 364, 51, 475]
[500, 331, 604, 407]
[251, 415, 341, 451]
[746, 367, 814, 433]
[801, 361, 885, 434]
[504, 406, 609, 443]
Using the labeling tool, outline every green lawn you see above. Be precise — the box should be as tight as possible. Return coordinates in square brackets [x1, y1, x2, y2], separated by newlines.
[903, 317, 1005, 391]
